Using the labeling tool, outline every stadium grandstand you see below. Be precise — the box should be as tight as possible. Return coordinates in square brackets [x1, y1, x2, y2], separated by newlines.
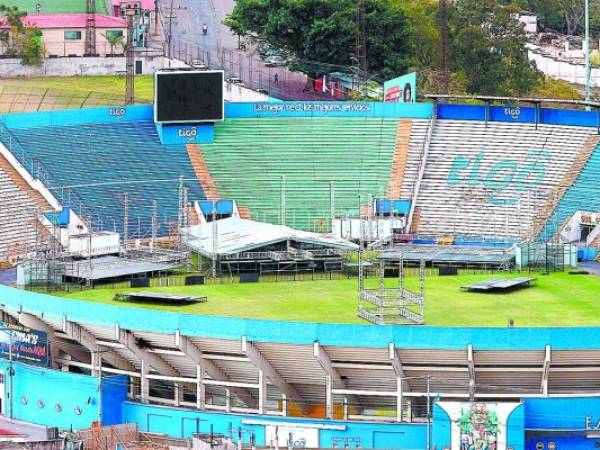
[3, 78, 600, 449]
[1, 120, 206, 238]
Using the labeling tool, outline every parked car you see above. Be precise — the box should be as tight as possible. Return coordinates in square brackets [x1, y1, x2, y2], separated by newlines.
[191, 59, 207, 69]
[226, 77, 246, 87]
[264, 55, 288, 67]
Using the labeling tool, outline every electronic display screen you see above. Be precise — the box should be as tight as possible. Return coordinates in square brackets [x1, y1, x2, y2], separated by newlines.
[154, 70, 224, 123]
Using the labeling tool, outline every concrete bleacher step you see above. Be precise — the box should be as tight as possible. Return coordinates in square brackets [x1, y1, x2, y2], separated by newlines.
[0, 152, 51, 210]
[237, 206, 252, 219]
[186, 144, 220, 201]
[387, 120, 412, 198]
[410, 207, 422, 233]
[532, 134, 600, 239]
[200, 117, 400, 231]
[415, 120, 598, 238]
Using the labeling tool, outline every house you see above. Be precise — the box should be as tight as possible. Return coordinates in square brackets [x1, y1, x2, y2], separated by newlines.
[0, 14, 128, 57]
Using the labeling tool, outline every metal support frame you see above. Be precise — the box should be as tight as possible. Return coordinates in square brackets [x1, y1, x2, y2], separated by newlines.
[176, 331, 252, 408]
[117, 326, 179, 403]
[389, 343, 410, 422]
[62, 318, 135, 372]
[313, 341, 358, 419]
[241, 336, 305, 412]
[541, 345, 552, 397]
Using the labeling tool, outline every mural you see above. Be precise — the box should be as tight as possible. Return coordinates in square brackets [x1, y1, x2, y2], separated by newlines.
[457, 403, 500, 450]
[436, 401, 521, 450]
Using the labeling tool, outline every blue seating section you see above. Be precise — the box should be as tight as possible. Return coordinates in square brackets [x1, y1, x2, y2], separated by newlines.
[1, 120, 205, 238]
[540, 141, 600, 240]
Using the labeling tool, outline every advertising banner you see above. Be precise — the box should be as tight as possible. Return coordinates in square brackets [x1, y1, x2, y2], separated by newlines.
[265, 425, 319, 448]
[0, 322, 49, 366]
[384, 72, 417, 103]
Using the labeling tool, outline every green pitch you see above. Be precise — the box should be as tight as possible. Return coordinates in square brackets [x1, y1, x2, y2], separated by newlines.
[0, 76, 154, 113]
[8, 0, 108, 14]
[56, 271, 600, 326]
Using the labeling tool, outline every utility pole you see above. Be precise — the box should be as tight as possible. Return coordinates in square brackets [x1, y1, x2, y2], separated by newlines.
[584, 0, 591, 109]
[125, 4, 137, 105]
[7, 329, 13, 420]
[426, 374, 431, 450]
[437, 0, 449, 94]
[95, 350, 103, 426]
[355, 0, 367, 96]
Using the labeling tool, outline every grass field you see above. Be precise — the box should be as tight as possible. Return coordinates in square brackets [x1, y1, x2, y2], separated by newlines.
[0, 76, 154, 112]
[56, 271, 600, 326]
[11, 0, 108, 14]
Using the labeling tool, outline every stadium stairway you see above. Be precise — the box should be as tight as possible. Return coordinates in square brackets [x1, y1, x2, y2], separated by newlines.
[0, 153, 47, 262]
[199, 117, 402, 231]
[412, 120, 598, 239]
[532, 134, 600, 240]
[186, 144, 220, 201]
[1, 121, 206, 238]
[387, 120, 412, 198]
[537, 137, 600, 241]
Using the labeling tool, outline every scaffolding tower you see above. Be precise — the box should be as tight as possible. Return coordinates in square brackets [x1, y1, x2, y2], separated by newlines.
[358, 251, 425, 325]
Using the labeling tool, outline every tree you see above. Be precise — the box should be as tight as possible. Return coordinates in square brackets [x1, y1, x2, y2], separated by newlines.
[393, 0, 439, 69]
[17, 27, 43, 66]
[226, 0, 411, 81]
[449, 0, 542, 95]
[0, 4, 44, 66]
[103, 32, 125, 55]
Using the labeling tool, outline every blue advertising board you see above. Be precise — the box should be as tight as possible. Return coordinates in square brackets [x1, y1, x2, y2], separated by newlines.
[0, 322, 48, 366]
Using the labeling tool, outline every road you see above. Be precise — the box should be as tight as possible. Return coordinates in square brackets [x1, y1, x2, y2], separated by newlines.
[159, 0, 340, 100]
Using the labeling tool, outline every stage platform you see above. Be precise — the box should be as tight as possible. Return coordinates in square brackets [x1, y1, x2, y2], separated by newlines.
[380, 244, 515, 268]
[462, 277, 536, 293]
[114, 292, 207, 305]
[65, 256, 182, 281]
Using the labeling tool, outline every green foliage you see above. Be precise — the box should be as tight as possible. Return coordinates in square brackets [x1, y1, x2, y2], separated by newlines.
[0, 4, 45, 66]
[534, 75, 582, 99]
[103, 32, 125, 55]
[227, 0, 411, 80]
[394, 0, 439, 69]
[0, 4, 26, 29]
[15, 27, 43, 66]
[449, 0, 542, 95]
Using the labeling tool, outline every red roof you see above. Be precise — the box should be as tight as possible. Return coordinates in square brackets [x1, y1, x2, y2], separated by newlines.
[110, 0, 156, 11]
[0, 13, 127, 29]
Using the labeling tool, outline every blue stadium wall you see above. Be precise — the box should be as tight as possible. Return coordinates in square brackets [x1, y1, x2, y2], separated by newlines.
[1, 100, 599, 131]
[8, 360, 600, 449]
[0, 359, 127, 430]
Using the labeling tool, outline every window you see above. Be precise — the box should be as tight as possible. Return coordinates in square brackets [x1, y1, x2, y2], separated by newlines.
[64, 31, 82, 40]
[106, 30, 124, 39]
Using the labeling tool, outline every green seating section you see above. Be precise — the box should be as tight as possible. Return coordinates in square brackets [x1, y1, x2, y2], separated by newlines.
[200, 118, 399, 231]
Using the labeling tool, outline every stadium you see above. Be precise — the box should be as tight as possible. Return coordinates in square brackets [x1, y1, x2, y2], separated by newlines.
[1, 68, 600, 450]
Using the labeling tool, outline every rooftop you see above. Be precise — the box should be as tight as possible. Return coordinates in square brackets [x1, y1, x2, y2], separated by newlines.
[0, 13, 127, 29]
